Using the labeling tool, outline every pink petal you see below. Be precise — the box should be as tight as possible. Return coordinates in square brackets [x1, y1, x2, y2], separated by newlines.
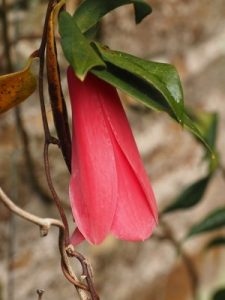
[68, 67, 157, 244]
[70, 228, 85, 245]
[109, 132, 156, 240]
[99, 84, 157, 240]
[100, 87, 158, 223]
[67, 67, 118, 244]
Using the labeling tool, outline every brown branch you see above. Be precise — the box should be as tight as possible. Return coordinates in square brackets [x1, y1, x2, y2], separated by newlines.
[37, 289, 45, 300]
[37, 0, 70, 244]
[35, 3, 99, 298]
[0, 188, 92, 300]
[0, 187, 63, 231]
[67, 247, 100, 300]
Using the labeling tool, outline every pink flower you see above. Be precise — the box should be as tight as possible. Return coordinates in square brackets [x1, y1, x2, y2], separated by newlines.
[67, 67, 158, 245]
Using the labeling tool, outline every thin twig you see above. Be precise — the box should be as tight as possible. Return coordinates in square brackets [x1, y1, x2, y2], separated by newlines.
[36, 289, 45, 300]
[37, 0, 70, 244]
[0, 188, 91, 299]
[0, 188, 63, 231]
[37, 2, 99, 298]
[67, 247, 100, 300]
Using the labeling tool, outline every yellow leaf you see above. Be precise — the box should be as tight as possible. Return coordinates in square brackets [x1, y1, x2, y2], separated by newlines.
[0, 58, 37, 114]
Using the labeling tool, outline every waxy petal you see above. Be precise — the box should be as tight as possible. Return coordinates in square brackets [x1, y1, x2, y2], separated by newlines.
[70, 227, 85, 245]
[68, 67, 118, 244]
[100, 86, 158, 223]
[99, 87, 157, 240]
[68, 67, 157, 244]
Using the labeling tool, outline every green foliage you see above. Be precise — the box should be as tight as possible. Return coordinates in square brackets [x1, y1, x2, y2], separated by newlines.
[59, 0, 216, 156]
[59, 11, 105, 80]
[211, 288, 225, 300]
[187, 207, 225, 238]
[205, 236, 225, 250]
[162, 175, 212, 214]
[187, 110, 219, 171]
[93, 44, 184, 122]
[73, 0, 152, 33]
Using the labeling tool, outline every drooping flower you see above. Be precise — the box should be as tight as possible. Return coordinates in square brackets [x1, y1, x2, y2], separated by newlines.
[67, 66, 158, 245]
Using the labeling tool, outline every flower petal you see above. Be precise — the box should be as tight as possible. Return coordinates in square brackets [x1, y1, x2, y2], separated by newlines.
[100, 87, 158, 224]
[70, 227, 85, 245]
[68, 67, 118, 244]
[99, 86, 157, 240]
[109, 132, 156, 240]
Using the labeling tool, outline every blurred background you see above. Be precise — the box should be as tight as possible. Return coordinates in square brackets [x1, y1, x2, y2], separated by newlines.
[0, 0, 225, 299]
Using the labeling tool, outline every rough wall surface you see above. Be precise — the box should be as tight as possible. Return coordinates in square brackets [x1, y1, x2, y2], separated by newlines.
[0, 1, 225, 300]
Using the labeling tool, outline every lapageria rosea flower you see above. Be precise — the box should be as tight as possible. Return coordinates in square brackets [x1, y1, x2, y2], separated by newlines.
[67, 66, 158, 245]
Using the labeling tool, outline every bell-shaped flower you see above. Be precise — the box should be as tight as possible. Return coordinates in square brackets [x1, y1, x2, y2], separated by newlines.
[67, 67, 158, 245]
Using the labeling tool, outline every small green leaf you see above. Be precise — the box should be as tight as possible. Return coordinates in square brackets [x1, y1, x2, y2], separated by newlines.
[205, 236, 225, 251]
[187, 110, 219, 172]
[91, 56, 215, 156]
[74, 0, 152, 33]
[59, 11, 105, 80]
[212, 288, 225, 300]
[93, 44, 184, 122]
[162, 175, 211, 214]
[92, 63, 171, 112]
[193, 111, 218, 149]
[187, 207, 225, 238]
[183, 113, 216, 159]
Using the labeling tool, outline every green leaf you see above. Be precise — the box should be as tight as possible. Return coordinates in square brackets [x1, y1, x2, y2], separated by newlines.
[93, 43, 184, 123]
[183, 113, 216, 160]
[74, 0, 152, 33]
[187, 207, 225, 238]
[187, 110, 219, 172]
[58, 11, 105, 80]
[91, 51, 215, 156]
[193, 111, 218, 149]
[92, 63, 171, 112]
[162, 175, 211, 214]
[205, 236, 225, 250]
[212, 288, 225, 300]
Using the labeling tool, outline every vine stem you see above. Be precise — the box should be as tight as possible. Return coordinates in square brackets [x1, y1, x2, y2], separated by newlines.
[0, 188, 93, 299]
[36, 0, 99, 298]
[37, 289, 45, 300]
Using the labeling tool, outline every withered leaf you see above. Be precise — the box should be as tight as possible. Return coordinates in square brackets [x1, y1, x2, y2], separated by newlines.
[46, 0, 72, 172]
[0, 58, 37, 114]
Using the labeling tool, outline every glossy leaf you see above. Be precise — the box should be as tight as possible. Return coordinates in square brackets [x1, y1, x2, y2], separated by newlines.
[212, 288, 225, 300]
[183, 113, 216, 159]
[205, 236, 225, 250]
[93, 44, 184, 123]
[92, 65, 170, 112]
[47, 0, 71, 172]
[74, 0, 152, 33]
[187, 110, 219, 172]
[162, 175, 211, 214]
[59, 11, 105, 80]
[92, 64, 215, 157]
[191, 111, 218, 149]
[0, 58, 37, 114]
[187, 207, 225, 238]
